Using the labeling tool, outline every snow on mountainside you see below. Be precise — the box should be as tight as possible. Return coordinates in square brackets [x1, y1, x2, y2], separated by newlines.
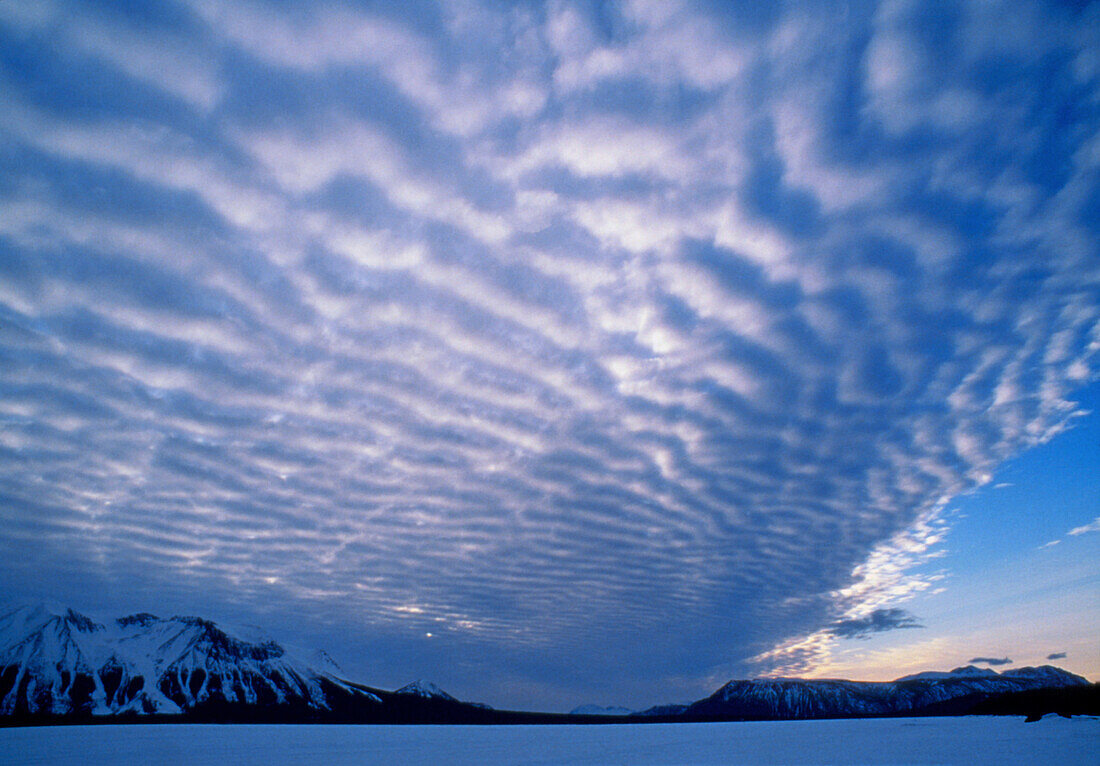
[391, 677, 495, 708]
[392, 679, 494, 710]
[0, 604, 380, 717]
[895, 665, 998, 682]
[2, 603, 1088, 723]
[683, 666, 1090, 720]
[999, 666, 1082, 683]
[395, 680, 458, 702]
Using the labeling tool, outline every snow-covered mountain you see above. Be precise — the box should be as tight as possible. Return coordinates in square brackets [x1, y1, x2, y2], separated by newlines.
[2, 604, 1088, 724]
[0, 604, 380, 717]
[895, 665, 1000, 682]
[395, 679, 458, 702]
[677, 665, 1090, 720]
[393, 679, 494, 710]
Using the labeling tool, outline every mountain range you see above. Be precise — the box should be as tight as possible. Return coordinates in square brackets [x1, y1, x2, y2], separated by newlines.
[1, 604, 1093, 725]
[642, 665, 1090, 720]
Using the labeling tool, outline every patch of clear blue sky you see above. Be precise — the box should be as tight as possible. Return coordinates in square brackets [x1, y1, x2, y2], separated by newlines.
[860, 378, 1100, 679]
[824, 385, 1098, 680]
[938, 378, 1100, 580]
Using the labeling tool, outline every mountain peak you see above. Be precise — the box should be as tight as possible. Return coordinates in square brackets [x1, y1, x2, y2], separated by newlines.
[1001, 665, 1089, 684]
[116, 613, 160, 628]
[63, 608, 102, 633]
[0, 604, 367, 717]
[395, 679, 457, 702]
[896, 665, 1002, 682]
[2, 602, 102, 629]
[947, 665, 999, 677]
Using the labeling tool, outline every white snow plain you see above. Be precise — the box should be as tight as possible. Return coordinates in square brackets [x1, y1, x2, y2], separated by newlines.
[1, 716, 1096, 765]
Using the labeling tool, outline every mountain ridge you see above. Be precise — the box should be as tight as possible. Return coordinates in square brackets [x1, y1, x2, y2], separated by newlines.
[667, 665, 1089, 721]
[0, 603, 376, 718]
[1, 603, 1091, 725]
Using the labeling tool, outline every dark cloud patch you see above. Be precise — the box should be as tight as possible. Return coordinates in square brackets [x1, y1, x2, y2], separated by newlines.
[827, 609, 924, 640]
[1046, 652, 1067, 661]
[968, 657, 1013, 667]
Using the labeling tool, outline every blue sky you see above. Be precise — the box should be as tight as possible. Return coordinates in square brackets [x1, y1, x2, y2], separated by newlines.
[0, 0, 1097, 711]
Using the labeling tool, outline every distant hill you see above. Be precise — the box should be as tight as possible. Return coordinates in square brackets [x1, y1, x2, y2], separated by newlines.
[648, 665, 1090, 721]
[395, 680, 462, 703]
[1, 604, 1090, 726]
[569, 704, 634, 716]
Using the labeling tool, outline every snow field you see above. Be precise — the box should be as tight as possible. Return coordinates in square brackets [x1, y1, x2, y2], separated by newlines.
[1, 716, 1096, 766]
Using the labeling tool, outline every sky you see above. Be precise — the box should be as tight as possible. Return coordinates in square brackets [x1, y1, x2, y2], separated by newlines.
[0, 0, 1097, 713]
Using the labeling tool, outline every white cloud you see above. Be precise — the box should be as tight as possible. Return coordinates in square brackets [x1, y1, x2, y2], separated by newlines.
[1068, 517, 1100, 536]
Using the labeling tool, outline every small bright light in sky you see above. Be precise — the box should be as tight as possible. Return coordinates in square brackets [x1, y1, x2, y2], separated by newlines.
[0, 0, 1097, 712]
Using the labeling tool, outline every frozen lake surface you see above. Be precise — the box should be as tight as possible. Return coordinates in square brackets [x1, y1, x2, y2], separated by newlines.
[2, 716, 1096, 765]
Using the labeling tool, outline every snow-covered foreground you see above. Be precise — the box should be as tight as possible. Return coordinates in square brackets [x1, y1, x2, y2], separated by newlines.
[2, 716, 1096, 765]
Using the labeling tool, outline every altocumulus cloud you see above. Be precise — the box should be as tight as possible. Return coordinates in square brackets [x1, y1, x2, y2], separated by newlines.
[0, 0, 1097, 707]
